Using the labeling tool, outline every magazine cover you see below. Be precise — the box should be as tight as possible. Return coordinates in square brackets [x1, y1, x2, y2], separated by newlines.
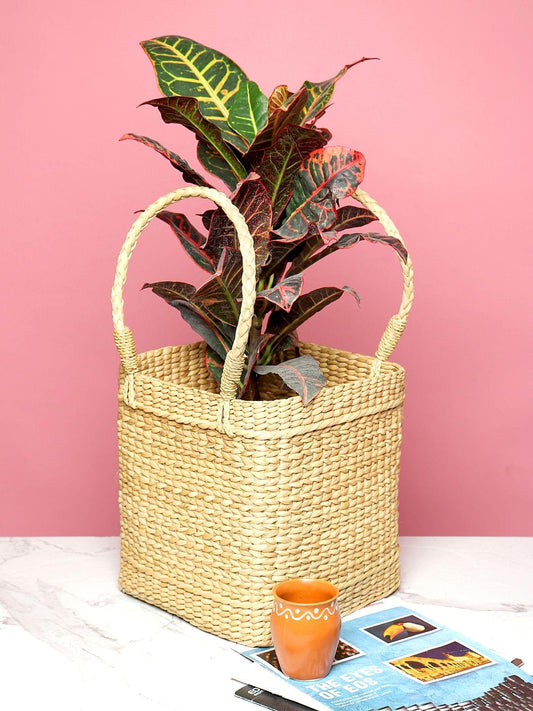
[241, 606, 533, 710]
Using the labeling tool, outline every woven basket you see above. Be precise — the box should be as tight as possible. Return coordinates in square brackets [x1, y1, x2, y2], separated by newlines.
[112, 186, 413, 646]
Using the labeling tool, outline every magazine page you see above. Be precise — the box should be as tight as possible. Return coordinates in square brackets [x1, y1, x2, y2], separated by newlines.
[243, 606, 533, 710]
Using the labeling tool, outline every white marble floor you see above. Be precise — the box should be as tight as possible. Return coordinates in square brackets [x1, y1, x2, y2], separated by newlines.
[0, 537, 531, 710]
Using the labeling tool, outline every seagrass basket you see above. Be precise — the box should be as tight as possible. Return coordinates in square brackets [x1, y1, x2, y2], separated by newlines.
[112, 185, 413, 646]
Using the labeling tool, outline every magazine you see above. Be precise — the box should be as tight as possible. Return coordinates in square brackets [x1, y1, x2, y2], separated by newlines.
[237, 605, 533, 710]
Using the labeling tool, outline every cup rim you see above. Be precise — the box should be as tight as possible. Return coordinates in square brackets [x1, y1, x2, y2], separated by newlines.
[272, 578, 339, 607]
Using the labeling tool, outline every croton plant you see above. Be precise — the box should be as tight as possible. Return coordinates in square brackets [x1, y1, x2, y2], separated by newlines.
[122, 36, 407, 404]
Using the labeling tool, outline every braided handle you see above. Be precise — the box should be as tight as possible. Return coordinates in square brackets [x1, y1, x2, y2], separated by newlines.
[112, 186, 412, 400]
[354, 188, 414, 374]
[111, 186, 256, 401]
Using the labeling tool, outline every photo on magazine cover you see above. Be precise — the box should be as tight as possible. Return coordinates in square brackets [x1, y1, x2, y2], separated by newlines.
[361, 613, 438, 645]
[252, 639, 364, 674]
[387, 639, 495, 684]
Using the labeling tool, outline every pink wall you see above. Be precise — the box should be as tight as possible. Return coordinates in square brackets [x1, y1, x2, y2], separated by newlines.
[2, 0, 532, 535]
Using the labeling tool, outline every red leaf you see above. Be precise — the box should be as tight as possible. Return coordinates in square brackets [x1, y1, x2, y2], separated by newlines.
[120, 133, 213, 188]
[246, 87, 309, 160]
[206, 175, 272, 267]
[252, 125, 330, 223]
[274, 147, 366, 240]
[156, 211, 215, 272]
[332, 205, 377, 231]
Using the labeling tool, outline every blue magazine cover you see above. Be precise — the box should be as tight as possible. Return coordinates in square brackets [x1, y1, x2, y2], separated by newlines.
[242, 606, 533, 710]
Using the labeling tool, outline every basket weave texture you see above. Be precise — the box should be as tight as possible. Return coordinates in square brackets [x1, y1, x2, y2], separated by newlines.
[112, 186, 413, 646]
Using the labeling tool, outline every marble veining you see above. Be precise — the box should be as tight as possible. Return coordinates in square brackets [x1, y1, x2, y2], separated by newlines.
[0, 537, 531, 710]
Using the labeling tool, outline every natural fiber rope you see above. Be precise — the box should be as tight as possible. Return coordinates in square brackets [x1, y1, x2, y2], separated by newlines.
[112, 187, 412, 407]
[114, 189, 411, 645]
[121, 373, 405, 439]
[113, 327, 138, 373]
[116, 338, 405, 644]
[111, 186, 257, 404]
[354, 188, 414, 376]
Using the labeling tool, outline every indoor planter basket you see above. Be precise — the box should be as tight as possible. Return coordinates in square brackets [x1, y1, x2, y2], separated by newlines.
[112, 185, 413, 647]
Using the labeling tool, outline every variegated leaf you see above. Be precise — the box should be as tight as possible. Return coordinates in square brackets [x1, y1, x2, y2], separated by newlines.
[240, 333, 272, 395]
[254, 355, 326, 405]
[142, 280, 197, 302]
[227, 81, 268, 145]
[257, 274, 303, 312]
[119, 133, 213, 187]
[172, 302, 231, 358]
[265, 238, 306, 277]
[245, 87, 310, 160]
[143, 97, 247, 185]
[334, 231, 408, 262]
[268, 286, 359, 350]
[280, 227, 327, 276]
[268, 85, 292, 111]
[298, 57, 378, 124]
[252, 125, 330, 223]
[143, 281, 233, 356]
[206, 174, 272, 266]
[200, 209, 216, 231]
[193, 247, 244, 326]
[275, 147, 366, 240]
[332, 205, 377, 231]
[286, 227, 407, 274]
[155, 211, 215, 272]
[141, 35, 262, 152]
[197, 141, 239, 190]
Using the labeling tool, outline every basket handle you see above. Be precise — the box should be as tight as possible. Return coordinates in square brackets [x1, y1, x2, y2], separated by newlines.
[111, 186, 257, 401]
[354, 188, 414, 374]
[112, 185, 413, 400]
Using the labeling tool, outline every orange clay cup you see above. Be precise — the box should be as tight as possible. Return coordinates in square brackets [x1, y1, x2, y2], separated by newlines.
[271, 579, 341, 680]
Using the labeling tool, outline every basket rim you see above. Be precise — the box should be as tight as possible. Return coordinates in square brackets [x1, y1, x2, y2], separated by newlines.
[134, 340, 405, 401]
[119, 341, 406, 439]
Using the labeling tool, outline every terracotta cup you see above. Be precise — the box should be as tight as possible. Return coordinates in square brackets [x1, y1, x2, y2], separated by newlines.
[271, 578, 341, 680]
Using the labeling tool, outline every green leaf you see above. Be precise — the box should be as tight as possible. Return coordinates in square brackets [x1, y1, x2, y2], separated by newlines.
[227, 80, 268, 145]
[143, 97, 247, 186]
[267, 286, 358, 350]
[206, 174, 272, 266]
[298, 57, 378, 124]
[155, 211, 215, 272]
[141, 35, 256, 152]
[197, 141, 239, 190]
[275, 147, 366, 240]
[254, 355, 326, 405]
[119, 133, 213, 187]
[252, 125, 330, 223]
[257, 274, 303, 312]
